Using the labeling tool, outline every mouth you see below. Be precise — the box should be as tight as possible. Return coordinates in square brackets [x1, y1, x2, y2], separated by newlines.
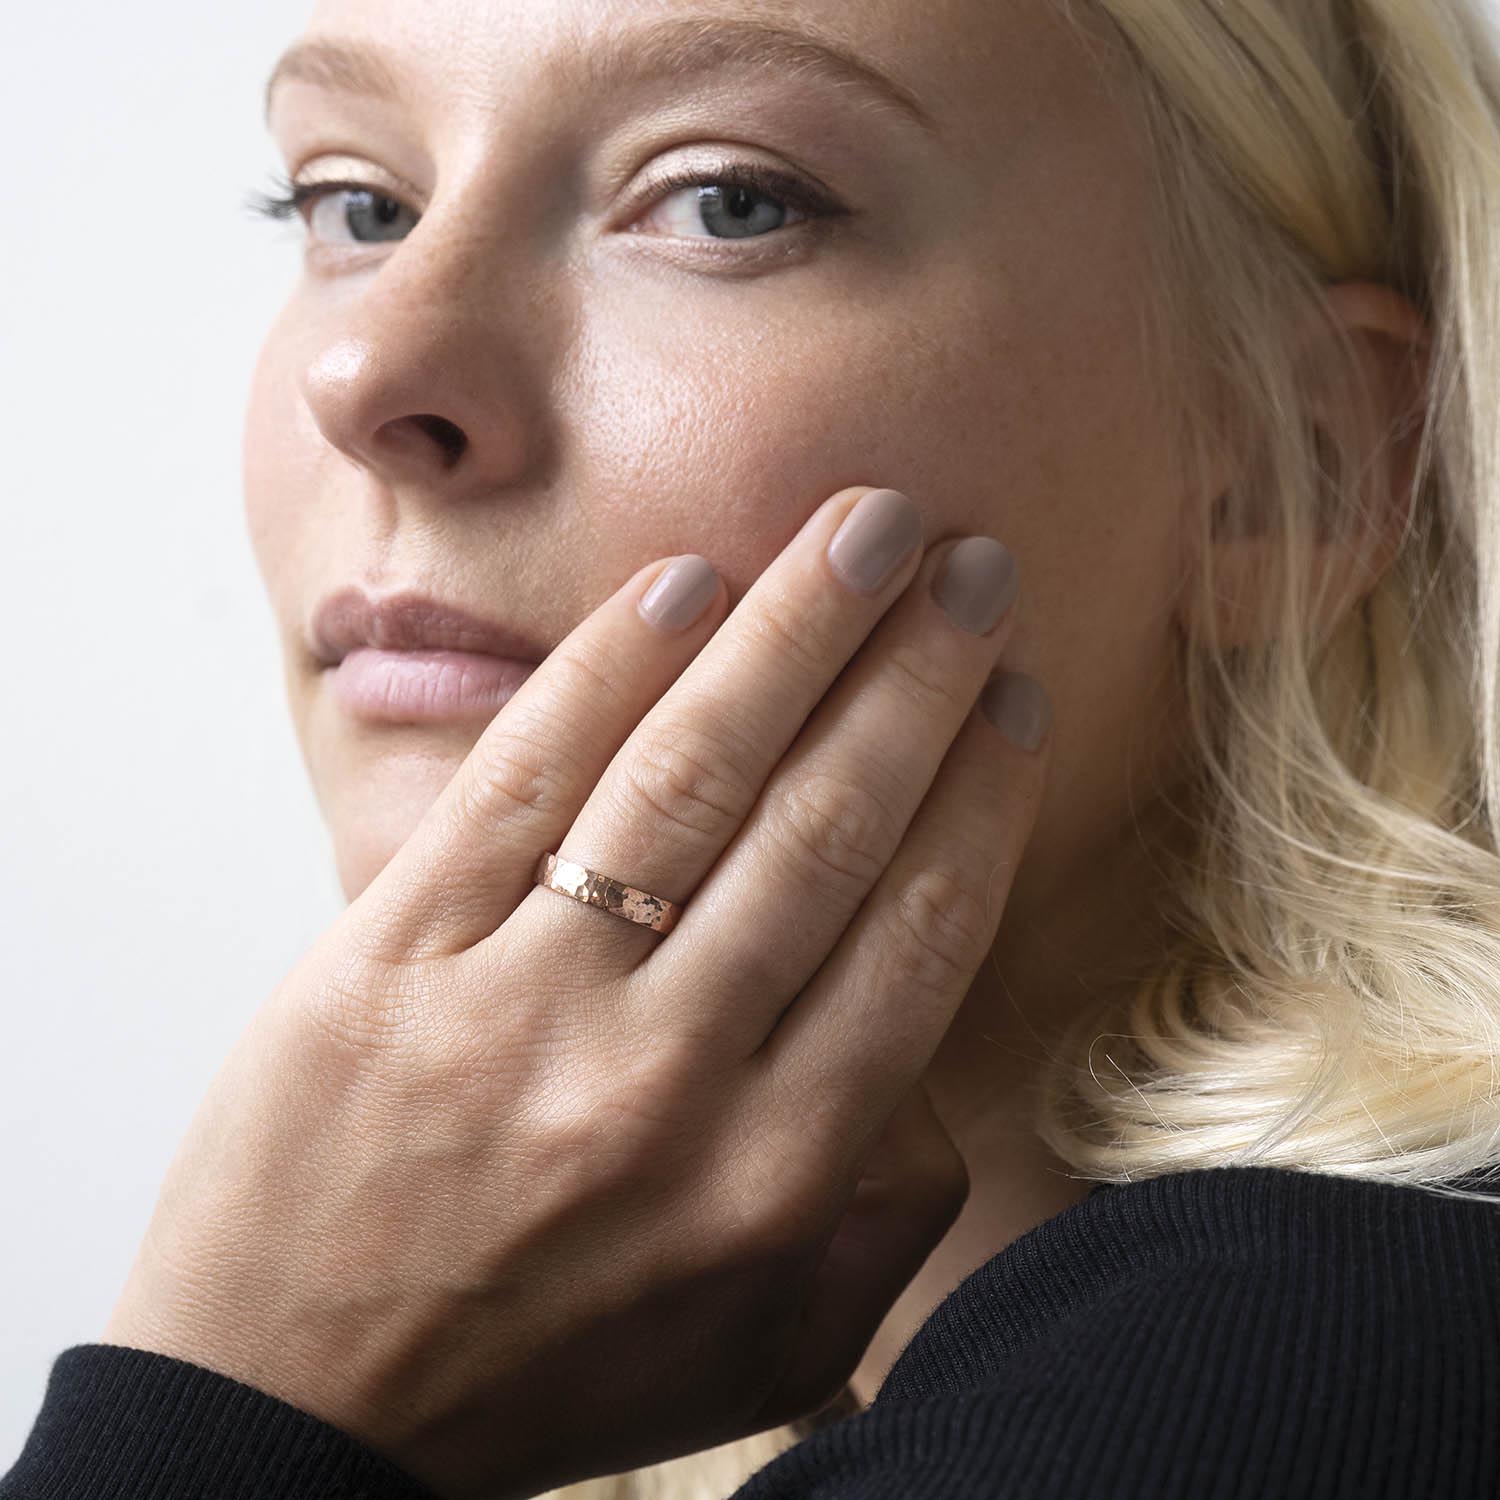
[310, 587, 549, 723]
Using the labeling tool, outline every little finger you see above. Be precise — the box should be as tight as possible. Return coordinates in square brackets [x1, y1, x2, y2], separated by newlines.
[757, 671, 1051, 1151]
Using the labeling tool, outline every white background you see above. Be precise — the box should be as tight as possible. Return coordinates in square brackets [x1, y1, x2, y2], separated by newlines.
[0, 0, 342, 1463]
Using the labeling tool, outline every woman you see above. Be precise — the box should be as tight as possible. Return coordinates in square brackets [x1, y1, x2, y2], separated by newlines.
[5, 0, 1500, 1496]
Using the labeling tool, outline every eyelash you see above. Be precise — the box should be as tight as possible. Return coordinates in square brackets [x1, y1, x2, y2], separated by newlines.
[245, 172, 343, 223]
[244, 164, 843, 239]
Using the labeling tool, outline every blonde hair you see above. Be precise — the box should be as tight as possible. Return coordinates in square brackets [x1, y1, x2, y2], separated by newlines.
[1034, 0, 1500, 1198]
[546, 1, 1500, 1494]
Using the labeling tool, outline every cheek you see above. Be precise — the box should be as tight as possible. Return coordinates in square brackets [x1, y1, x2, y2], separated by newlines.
[555, 256, 1174, 622]
[558, 252, 1188, 903]
[555, 272, 1031, 595]
[243, 308, 326, 624]
[242, 304, 369, 839]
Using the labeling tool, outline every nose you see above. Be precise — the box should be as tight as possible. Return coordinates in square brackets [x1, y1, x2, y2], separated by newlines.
[298, 233, 549, 506]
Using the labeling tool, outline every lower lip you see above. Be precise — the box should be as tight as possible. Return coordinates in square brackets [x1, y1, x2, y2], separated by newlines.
[327, 648, 537, 722]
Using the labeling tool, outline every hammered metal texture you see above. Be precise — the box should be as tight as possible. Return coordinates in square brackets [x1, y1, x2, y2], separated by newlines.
[533, 852, 683, 935]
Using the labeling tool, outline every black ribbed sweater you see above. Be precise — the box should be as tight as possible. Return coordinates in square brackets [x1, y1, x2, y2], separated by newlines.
[4, 1164, 1498, 1498]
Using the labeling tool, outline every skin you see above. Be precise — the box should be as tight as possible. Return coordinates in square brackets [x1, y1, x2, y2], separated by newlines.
[231, 0, 1425, 1455]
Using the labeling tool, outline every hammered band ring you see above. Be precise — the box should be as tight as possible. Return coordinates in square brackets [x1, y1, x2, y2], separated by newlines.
[533, 852, 685, 936]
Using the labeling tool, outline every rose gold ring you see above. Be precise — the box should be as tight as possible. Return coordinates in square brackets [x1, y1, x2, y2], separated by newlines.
[533, 852, 684, 936]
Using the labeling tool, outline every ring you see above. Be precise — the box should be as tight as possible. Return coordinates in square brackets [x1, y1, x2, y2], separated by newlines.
[533, 852, 684, 935]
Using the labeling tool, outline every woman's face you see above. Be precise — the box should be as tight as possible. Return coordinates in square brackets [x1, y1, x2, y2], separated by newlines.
[246, 0, 1195, 922]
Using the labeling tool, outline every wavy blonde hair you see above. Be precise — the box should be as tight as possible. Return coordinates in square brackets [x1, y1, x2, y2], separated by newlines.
[1035, 0, 1500, 1195]
[544, 1, 1500, 1494]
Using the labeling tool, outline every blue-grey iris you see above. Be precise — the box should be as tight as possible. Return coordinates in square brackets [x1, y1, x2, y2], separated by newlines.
[343, 190, 416, 244]
[696, 184, 787, 239]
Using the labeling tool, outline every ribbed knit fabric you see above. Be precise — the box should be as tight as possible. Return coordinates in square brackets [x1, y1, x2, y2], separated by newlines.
[4, 1164, 1499, 1498]
[0, 1344, 435, 1499]
[729, 1164, 1500, 1498]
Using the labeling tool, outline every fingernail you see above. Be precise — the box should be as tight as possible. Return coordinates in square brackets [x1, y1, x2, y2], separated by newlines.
[826, 489, 924, 595]
[932, 537, 1020, 636]
[980, 671, 1051, 751]
[638, 555, 720, 632]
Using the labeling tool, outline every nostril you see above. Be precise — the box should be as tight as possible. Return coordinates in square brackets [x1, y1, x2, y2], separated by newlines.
[410, 413, 467, 468]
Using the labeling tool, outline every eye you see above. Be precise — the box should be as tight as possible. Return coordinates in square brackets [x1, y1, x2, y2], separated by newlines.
[632, 165, 838, 243]
[307, 185, 417, 245]
[641, 180, 804, 241]
[247, 175, 419, 247]
[246, 162, 843, 252]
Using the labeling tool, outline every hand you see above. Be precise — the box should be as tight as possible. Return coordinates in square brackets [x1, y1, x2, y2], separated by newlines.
[103, 485, 1050, 1500]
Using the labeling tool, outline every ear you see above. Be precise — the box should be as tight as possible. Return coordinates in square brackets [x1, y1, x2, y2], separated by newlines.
[1176, 281, 1432, 650]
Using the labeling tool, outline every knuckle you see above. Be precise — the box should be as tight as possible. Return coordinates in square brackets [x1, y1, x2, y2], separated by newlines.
[615, 724, 754, 844]
[775, 771, 897, 890]
[458, 724, 577, 830]
[745, 595, 840, 684]
[883, 638, 973, 719]
[884, 865, 995, 997]
[550, 638, 632, 719]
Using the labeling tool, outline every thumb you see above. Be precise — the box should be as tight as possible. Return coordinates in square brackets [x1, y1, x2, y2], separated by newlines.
[754, 1081, 970, 1428]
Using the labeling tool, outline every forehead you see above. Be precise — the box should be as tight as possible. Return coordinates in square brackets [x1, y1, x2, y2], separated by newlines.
[293, 0, 1097, 148]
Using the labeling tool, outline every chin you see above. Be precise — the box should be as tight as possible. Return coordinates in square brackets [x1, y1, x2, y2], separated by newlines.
[322, 741, 477, 905]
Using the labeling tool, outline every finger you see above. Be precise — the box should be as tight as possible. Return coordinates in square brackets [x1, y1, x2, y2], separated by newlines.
[644, 534, 1019, 1050]
[757, 671, 1051, 1153]
[753, 1082, 969, 1429]
[351, 553, 728, 960]
[515, 486, 928, 966]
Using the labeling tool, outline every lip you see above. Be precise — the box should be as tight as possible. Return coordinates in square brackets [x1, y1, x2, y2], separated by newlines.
[311, 587, 550, 723]
[311, 587, 550, 667]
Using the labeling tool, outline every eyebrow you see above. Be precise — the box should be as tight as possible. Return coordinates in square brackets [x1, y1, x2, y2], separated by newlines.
[264, 38, 403, 124]
[263, 17, 936, 135]
[575, 17, 936, 134]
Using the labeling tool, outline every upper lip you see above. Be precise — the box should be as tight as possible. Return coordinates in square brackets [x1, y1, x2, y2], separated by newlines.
[311, 587, 552, 667]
